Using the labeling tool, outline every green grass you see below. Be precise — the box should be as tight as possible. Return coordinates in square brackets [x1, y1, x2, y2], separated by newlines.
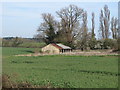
[2, 47, 119, 88]
[18, 42, 46, 48]
[2, 47, 35, 56]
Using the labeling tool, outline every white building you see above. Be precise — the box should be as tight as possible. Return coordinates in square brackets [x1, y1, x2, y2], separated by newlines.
[41, 43, 72, 54]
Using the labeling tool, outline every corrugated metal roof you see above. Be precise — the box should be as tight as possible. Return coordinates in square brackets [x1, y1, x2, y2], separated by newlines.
[51, 43, 63, 49]
[50, 43, 71, 49]
[57, 43, 71, 49]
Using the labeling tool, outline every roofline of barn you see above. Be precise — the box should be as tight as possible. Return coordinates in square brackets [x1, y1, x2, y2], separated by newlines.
[50, 43, 71, 50]
[51, 43, 63, 49]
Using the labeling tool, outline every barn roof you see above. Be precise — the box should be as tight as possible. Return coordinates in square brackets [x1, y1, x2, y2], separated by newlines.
[51, 43, 71, 49]
[57, 44, 71, 49]
[51, 43, 63, 49]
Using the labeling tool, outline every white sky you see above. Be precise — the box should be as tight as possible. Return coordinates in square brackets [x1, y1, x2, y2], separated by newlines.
[0, 1, 119, 38]
[0, 0, 119, 2]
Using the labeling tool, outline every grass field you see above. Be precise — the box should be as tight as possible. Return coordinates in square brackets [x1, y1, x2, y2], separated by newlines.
[2, 47, 119, 88]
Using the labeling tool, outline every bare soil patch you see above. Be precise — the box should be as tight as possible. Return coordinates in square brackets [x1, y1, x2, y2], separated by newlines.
[15, 49, 118, 57]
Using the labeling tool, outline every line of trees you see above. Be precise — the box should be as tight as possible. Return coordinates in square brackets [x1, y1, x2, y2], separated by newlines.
[35, 4, 119, 51]
[2, 37, 46, 48]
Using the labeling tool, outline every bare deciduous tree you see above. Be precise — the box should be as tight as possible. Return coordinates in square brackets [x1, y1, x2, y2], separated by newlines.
[104, 5, 110, 39]
[88, 12, 97, 50]
[99, 10, 105, 39]
[99, 5, 110, 39]
[56, 5, 84, 47]
[36, 13, 57, 44]
[80, 11, 88, 50]
[91, 12, 95, 39]
[111, 17, 118, 39]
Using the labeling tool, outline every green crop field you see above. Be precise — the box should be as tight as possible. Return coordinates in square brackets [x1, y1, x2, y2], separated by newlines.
[2, 47, 119, 88]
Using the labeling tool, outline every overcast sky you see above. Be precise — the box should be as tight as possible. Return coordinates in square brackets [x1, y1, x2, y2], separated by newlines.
[1, 2, 118, 38]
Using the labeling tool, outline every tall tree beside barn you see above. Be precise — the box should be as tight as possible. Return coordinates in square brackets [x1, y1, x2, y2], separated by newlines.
[89, 12, 97, 50]
[99, 5, 110, 39]
[56, 5, 84, 47]
[111, 17, 118, 39]
[36, 13, 57, 44]
[99, 10, 104, 39]
[104, 5, 110, 39]
[80, 11, 89, 51]
[91, 12, 95, 39]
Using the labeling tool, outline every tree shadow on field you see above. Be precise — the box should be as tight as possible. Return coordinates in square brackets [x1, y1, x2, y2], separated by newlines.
[22, 50, 34, 53]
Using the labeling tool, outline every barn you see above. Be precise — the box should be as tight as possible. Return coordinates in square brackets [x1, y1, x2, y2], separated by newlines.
[41, 43, 72, 54]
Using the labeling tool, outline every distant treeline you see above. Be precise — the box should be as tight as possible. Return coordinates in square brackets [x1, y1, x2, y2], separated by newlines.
[1, 37, 119, 50]
[3, 37, 41, 41]
[1, 37, 46, 48]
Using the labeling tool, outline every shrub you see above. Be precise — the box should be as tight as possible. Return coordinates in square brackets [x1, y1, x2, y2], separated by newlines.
[96, 39, 118, 50]
[111, 39, 118, 50]
[103, 39, 116, 49]
[89, 38, 97, 50]
[12, 37, 23, 47]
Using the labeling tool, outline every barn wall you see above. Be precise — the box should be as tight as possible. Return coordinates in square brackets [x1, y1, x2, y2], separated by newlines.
[41, 44, 60, 54]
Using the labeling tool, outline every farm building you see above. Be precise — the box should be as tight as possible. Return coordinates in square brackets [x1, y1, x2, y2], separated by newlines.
[41, 43, 72, 54]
